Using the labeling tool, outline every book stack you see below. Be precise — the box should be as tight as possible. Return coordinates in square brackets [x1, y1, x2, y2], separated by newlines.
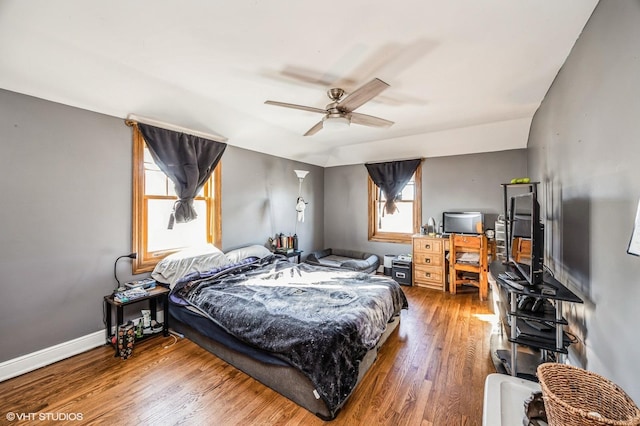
[124, 277, 156, 290]
[113, 287, 148, 303]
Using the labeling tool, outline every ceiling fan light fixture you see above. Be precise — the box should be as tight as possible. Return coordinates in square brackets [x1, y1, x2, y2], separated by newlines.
[323, 115, 351, 130]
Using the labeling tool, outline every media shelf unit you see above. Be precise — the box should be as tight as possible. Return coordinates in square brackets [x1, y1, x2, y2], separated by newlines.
[490, 260, 583, 380]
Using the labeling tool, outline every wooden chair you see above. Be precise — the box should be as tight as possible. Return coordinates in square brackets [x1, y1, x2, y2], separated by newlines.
[511, 237, 532, 264]
[448, 234, 489, 301]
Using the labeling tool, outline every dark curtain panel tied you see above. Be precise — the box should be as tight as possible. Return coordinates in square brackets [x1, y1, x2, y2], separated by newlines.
[138, 123, 227, 229]
[365, 159, 421, 216]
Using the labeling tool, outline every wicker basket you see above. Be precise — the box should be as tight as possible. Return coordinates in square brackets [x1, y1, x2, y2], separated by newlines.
[537, 363, 640, 426]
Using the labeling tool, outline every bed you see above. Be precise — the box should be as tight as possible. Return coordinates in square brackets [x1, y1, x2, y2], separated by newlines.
[153, 244, 408, 420]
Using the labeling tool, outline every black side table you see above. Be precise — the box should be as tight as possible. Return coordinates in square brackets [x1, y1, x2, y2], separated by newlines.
[104, 285, 170, 356]
[276, 249, 303, 264]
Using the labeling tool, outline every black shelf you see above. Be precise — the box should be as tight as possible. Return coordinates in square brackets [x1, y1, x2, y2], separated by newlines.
[508, 304, 568, 325]
[508, 337, 568, 354]
[490, 261, 583, 303]
[103, 285, 170, 357]
[497, 283, 569, 324]
[498, 314, 570, 354]
[513, 318, 570, 350]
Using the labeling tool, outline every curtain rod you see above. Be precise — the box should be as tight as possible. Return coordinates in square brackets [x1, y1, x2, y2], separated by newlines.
[126, 114, 228, 142]
[365, 157, 423, 165]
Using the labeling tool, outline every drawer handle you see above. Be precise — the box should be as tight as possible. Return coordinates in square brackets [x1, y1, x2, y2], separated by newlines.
[425, 244, 431, 249]
[425, 272, 431, 277]
[396, 272, 406, 279]
[425, 258, 431, 264]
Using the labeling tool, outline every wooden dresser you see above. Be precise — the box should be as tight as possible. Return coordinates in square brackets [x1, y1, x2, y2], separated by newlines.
[412, 235, 449, 290]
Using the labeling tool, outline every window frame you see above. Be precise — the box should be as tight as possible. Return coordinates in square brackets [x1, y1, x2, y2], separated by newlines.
[367, 165, 422, 244]
[130, 124, 222, 274]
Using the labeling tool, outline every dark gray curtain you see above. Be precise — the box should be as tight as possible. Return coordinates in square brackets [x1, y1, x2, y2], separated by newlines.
[138, 123, 227, 229]
[365, 158, 421, 215]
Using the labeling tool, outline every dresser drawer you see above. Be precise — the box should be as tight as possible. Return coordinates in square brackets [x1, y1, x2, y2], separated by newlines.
[413, 252, 443, 267]
[414, 264, 444, 285]
[413, 238, 443, 254]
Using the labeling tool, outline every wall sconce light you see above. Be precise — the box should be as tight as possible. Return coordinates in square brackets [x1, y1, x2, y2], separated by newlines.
[294, 169, 309, 181]
[294, 170, 309, 224]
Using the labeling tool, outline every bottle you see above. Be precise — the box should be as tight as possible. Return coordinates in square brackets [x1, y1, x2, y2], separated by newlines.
[293, 234, 298, 250]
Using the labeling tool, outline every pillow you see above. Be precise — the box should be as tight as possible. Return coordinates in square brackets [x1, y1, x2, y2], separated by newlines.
[225, 244, 273, 263]
[151, 244, 230, 288]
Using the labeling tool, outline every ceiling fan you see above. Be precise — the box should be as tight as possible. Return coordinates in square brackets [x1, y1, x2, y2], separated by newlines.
[265, 78, 394, 136]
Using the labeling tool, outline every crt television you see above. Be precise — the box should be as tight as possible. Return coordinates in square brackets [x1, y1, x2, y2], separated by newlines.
[442, 212, 484, 235]
[509, 192, 544, 285]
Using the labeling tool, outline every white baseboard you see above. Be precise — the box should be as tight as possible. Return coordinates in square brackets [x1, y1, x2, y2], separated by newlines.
[0, 331, 105, 382]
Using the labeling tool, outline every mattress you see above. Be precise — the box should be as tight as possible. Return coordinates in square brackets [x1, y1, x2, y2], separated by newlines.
[166, 254, 407, 419]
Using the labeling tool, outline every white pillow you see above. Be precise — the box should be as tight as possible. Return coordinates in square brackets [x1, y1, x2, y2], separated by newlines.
[152, 244, 230, 288]
[225, 244, 273, 263]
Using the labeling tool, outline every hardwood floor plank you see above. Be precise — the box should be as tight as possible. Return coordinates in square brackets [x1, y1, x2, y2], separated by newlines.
[0, 286, 496, 425]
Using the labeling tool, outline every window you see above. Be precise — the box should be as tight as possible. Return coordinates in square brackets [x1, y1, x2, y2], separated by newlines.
[131, 125, 222, 273]
[368, 166, 421, 244]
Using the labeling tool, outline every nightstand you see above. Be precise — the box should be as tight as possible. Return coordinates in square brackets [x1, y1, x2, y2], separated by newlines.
[277, 249, 303, 264]
[104, 285, 170, 357]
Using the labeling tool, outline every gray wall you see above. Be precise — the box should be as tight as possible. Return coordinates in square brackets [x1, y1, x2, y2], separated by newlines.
[527, 0, 640, 402]
[221, 146, 323, 254]
[0, 89, 132, 361]
[0, 89, 322, 362]
[323, 150, 527, 259]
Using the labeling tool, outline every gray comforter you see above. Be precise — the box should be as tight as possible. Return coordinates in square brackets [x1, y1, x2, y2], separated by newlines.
[177, 256, 408, 414]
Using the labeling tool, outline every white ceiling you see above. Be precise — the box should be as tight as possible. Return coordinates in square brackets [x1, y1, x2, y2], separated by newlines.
[0, 0, 598, 167]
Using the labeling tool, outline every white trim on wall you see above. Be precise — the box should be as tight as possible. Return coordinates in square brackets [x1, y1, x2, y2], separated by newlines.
[0, 331, 104, 382]
[0, 310, 167, 382]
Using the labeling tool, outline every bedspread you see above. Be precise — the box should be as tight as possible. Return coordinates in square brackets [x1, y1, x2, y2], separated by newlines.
[174, 256, 408, 414]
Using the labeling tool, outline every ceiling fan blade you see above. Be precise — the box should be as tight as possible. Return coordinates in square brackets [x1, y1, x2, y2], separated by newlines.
[264, 100, 326, 114]
[350, 112, 394, 128]
[280, 66, 339, 88]
[304, 120, 324, 136]
[338, 78, 390, 112]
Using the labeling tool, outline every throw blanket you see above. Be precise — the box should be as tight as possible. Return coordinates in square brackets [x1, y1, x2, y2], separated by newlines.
[175, 256, 408, 414]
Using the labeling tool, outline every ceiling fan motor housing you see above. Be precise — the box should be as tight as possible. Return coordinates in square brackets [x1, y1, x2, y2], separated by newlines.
[327, 88, 345, 101]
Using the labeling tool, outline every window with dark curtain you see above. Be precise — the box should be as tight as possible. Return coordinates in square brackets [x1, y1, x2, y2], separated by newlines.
[365, 158, 422, 215]
[366, 158, 422, 243]
[138, 123, 227, 229]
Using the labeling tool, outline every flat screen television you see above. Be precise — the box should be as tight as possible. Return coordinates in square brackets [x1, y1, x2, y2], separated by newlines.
[509, 192, 544, 285]
[442, 212, 484, 235]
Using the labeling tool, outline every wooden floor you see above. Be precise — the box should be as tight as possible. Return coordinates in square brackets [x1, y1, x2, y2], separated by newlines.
[0, 286, 497, 425]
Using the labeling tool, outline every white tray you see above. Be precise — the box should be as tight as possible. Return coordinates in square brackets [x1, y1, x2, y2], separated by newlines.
[483, 373, 542, 426]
